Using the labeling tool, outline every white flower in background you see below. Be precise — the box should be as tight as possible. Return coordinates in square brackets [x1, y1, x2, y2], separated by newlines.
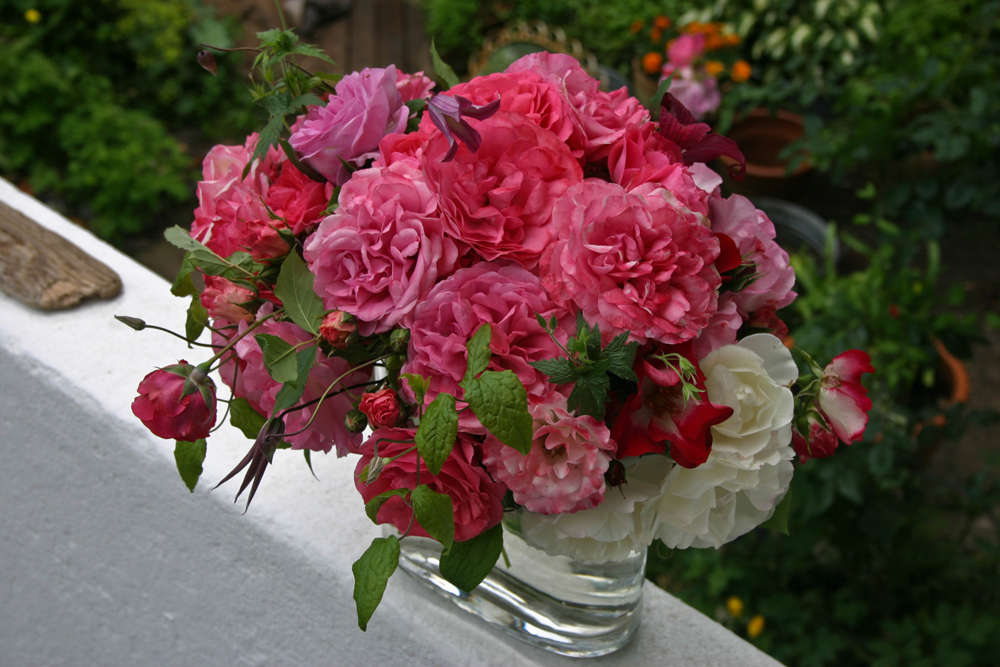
[519, 455, 674, 563]
[648, 334, 797, 549]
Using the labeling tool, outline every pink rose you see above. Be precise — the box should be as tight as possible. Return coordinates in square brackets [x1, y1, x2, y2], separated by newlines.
[200, 276, 255, 323]
[355, 428, 506, 542]
[421, 110, 582, 269]
[318, 311, 357, 349]
[542, 180, 721, 345]
[506, 52, 649, 162]
[238, 218, 291, 261]
[401, 263, 573, 429]
[818, 350, 875, 445]
[290, 66, 409, 185]
[358, 388, 401, 428]
[708, 194, 796, 316]
[665, 70, 721, 121]
[792, 418, 840, 463]
[692, 295, 743, 358]
[395, 69, 436, 102]
[132, 361, 217, 441]
[265, 162, 334, 235]
[304, 158, 459, 335]
[667, 34, 706, 68]
[483, 397, 616, 514]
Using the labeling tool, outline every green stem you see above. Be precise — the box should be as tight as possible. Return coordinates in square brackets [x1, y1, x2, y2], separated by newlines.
[207, 310, 279, 369]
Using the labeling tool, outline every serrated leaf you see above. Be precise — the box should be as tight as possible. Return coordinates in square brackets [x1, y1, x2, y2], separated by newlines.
[248, 115, 284, 175]
[230, 397, 268, 439]
[365, 488, 409, 524]
[170, 255, 199, 297]
[401, 373, 429, 407]
[760, 488, 792, 535]
[411, 485, 455, 553]
[164, 225, 205, 252]
[462, 371, 533, 455]
[567, 371, 611, 419]
[289, 43, 336, 65]
[430, 38, 459, 89]
[415, 393, 458, 475]
[185, 297, 208, 344]
[352, 536, 400, 631]
[174, 439, 207, 492]
[272, 346, 317, 414]
[255, 334, 299, 384]
[274, 251, 326, 334]
[464, 323, 492, 383]
[439, 522, 503, 592]
[649, 70, 676, 121]
[529, 358, 580, 385]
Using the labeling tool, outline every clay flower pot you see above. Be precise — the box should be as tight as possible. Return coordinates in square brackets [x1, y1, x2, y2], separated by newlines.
[721, 109, 810, 197]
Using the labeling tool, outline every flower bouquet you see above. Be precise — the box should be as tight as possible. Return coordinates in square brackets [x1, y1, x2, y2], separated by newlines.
[125, 30, 873, 657]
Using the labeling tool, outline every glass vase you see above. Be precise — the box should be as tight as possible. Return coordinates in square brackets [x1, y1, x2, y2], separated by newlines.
[389, 512, 646, 658]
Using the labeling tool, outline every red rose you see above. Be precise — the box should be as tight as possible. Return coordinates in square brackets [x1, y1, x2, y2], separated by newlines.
[132, 362, 217, 441]
[319, 311, 357, 349]
[358, 388, 401, 428]
[792, 418, 840, 463]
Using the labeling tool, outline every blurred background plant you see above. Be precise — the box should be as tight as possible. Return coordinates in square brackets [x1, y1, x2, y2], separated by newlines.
[0, 0, 257, 242]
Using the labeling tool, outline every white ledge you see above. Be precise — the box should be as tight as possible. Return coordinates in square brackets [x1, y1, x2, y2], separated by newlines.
[0, 177, 783, 666]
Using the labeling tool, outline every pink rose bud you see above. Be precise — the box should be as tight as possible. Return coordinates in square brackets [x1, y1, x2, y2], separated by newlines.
[197, 50, 218, 76]
[319, 311, 357, 349]
[131, 361, 217, 441]
[358, 388, 401, 429]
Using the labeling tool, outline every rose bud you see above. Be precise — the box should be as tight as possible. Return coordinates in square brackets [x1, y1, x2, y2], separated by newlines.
[131, 361, 217, 441]
[197, 50, 218, 76]
[358, 388, 401, 429]
[388, 328, 410, 353]
[344, 408, 369, 434]
[319, 311, 357, 349]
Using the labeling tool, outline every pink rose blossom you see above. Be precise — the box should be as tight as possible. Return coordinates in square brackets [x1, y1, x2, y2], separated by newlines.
[355, 428, 506, 542]
[290, 66, 409, 185]
[401, 263, 573, 428]
[200, 276, 255, 323]
[319, 311, 357, 349]
[692, 295, 743, 358]
[483, 397, 617, 514]
[238, 219, 291, 261]
[818, 350, 875, 445]
[421, 110, 582, 268]
[396, 69, 436, 102]
[304, 158, 459, 335]
[665, 69, 721, 121]
[265, 162, 334, 235]
[358, 388, 401, 428]
[132, 362, 217, 441]
[542, 180, 721, 345]
[792, 418, 840, 463]
[667, 34, 706, 68]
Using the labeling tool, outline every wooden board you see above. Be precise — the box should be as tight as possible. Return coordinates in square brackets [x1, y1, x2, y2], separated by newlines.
[0, 200, 121, 310]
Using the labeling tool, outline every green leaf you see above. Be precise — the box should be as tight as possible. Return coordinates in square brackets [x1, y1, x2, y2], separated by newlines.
[174, 439, 207, 492]
[274, 251, 326, 334]
[272, 346, 318, 414]
[430, 38, 460, 89]
[352, 536, 400, 631]
[648, 70, 676, 121]
[761, 488, 793, 535]
[462, 371, 533, 455]
[248, 115, 284, 173]
[365, 488, 409, 524]
[170, 255, 198, 297]
[463, 323, 492, 383]
[415, 393, 458, 475]
[288, 43, 336, 66]
[401, 373, 429, 407]
[528, 358, 579, 385]
[411, 485, 455, 553]
[185, 297, 208, 344]
[230, 397, 268, 439]
[164, 225, 205, 252]
[567, 371, 611, 420]
[439, 522, 503, 592]
[255, 334, 300, 384]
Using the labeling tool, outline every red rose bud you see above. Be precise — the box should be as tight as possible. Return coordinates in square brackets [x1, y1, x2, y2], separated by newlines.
[319, 311, 357, 349]
[344, 408, 368, 434]
[358, 388, 401, 429]
[197, 50, 218, 76]
[792, 418, 840, 463]
[131, 361, 217, 441]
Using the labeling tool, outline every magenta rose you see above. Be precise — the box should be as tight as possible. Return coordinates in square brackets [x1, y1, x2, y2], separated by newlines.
[420, 110, 582, 269]
[667, 34, 706, 68]
[132, 361, 217, 441]
[355, 428, 506, 542]
[358, 388, 401, 428]
[401, 263, 573, 428]
[542, 180, 721, 345]
[200, 276, 255, 323]
[483, 396, 617, 514]
[818, 350, 875, 445]
[304, 158, 460, 335]
[265, 162, 335, 235]
[290, 66, 409, 186]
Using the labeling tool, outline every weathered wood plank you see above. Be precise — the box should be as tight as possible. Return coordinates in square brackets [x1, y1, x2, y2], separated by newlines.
[349, 0, 378, 70]
[404, 0, 433, 76]
[378, 0, 406, 71]
[0, 201, 121, 310]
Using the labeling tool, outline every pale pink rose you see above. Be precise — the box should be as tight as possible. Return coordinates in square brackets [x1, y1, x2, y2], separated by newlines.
[304, 158, 459, 335]
[191, 133, 282, 258]
[401, 263, 573, 429]
[265, 162, 334, 235]
[420, 110, 582, 269]
[200, 276, 255, 323]
[506, 52, 650, 162]
[818, 350, 874, 445]
[665, 69, 721, 121]
[708, 194, 796, 315]
[483, 397, 617, 514]
[667, 34, 706, 68]
[395, 69, 436, 102]
[290, 66, 409, 185]
[542, 180, 721, 345]
[224, 305, 370, 456]
[355, 427, 506, 542]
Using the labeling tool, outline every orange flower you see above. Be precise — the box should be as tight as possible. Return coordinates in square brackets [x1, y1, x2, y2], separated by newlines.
[630, 19, 644, 34]
[653, 15, 671, 30]
[650, 27, 663, 43]
[683, 21, 703, 34]
[642, 51, 664, 75]
[705, 22, 722, 35]
[705, 60, 725, 77]
[731, 60, 752, 82]
[705, 34, 726, 50]
[726, 33, 741, 46]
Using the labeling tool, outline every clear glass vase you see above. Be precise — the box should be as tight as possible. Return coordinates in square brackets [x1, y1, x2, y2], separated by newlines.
[390, 512, 647, 658]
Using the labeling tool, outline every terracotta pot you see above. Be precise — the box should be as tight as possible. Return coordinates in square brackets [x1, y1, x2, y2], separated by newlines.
[912, 339, 971, 469]
[720, 109, 811, 197]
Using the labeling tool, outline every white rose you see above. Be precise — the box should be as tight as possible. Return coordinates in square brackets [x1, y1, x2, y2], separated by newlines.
[518, 455, 674, 563]
[649, 334, 797, 549]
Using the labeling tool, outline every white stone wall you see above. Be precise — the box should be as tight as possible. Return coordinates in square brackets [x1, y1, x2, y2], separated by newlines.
[0, 178, 783, 666]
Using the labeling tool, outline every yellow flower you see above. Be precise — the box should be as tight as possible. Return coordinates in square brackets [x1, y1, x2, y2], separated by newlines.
[747, 614, 766, 638]
[726, 596, 744, 618]
[732, 60, 752, 82]
[25, 8, 42, 23]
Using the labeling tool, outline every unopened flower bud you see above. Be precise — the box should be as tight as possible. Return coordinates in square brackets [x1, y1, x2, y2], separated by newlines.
[365, 455, 387, 484]
[384, 354, 405, 372]
[115, 315, 147, 331]
[320, 311, 357, 349]
[197, 50, 218, 76]
[388, 328, 410, 353]
[344, 408, 368, 433]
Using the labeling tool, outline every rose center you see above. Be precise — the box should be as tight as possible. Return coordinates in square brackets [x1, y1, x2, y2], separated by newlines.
[647, 382, 683, 418]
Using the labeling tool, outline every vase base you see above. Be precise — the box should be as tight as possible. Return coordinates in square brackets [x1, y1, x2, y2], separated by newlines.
[396, 535, 643, 658]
